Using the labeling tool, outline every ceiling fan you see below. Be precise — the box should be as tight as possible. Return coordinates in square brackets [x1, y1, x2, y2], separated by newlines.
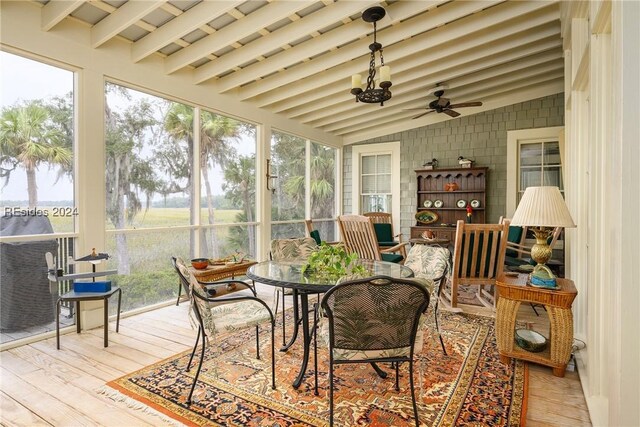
[407, 90, 483, 119]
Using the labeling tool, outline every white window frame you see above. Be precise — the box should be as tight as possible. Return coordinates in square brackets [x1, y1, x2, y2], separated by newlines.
[506, 127, 564, 216]
[351, 142, 401, 232]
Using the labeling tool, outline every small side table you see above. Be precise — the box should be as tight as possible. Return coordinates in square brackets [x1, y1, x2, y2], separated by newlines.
[495, 273, 577, 377]
[56, 287, 122, 349]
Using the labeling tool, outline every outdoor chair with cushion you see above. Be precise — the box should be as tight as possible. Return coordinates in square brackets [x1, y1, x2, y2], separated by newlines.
[305, 219, 341, 246]
[403, 244, 450, 354]
[363, 212, 407, 259]
[337, 214, 408, 263]
[446, 219, 509, 309]
[270, 237, 319, 345]
[313, 275, 431, 427]
[174, 257, 275, 405]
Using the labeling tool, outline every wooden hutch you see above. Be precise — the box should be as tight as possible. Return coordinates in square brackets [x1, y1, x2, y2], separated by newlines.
[411, 167, 488, 241]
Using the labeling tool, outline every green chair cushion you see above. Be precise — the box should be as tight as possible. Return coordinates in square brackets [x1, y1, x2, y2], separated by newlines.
[309, 229, 322, 245]
[378, 241, 398, 247]
[381, 253, 404, 263]
[506, 226, 523, 258]
[372, 223, 394, 243]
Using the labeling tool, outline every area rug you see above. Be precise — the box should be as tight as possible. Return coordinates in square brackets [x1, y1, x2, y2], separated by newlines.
[103, 311, 527, 426]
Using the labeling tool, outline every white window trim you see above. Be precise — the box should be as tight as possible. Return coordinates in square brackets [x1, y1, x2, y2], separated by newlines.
[351, 142, 401, 232]
[506, 126, 564, 216]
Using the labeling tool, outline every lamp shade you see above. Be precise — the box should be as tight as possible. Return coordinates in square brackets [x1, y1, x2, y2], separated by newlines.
[511, 186, 576, 228]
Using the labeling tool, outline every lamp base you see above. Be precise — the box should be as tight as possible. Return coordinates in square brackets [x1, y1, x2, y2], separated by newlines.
[530, 227, 553, 265]
[529, 264, 558, 288]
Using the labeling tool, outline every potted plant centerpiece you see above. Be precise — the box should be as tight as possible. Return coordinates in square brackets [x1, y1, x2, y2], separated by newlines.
[301, 243, 368, 282]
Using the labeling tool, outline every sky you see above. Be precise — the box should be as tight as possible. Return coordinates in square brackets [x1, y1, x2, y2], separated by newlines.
[1, 51, 74, 203]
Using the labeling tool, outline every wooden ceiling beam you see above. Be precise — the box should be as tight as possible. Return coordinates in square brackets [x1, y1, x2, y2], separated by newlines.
[164, 1, 315, 74]
[341, 79, 564, 143]
[237, 1, 554, 100]
[193, 0, 377, 83]
[41, 0, 85, 31]
[254, 8, 559, 109]
[131, 0, 244, 62]
[215, 0, 447, 92]
[334, 73, 564, 136]
[322, 67, 565, 132]
[278, 46, 562, 118]
[91, 1, 163, 48]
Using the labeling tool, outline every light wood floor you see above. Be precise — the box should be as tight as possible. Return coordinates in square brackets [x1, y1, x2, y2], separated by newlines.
[0, 284, 591, 426]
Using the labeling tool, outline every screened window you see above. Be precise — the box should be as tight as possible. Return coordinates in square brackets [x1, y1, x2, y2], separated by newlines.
[0, 51, 75, 232]
[199, 109, 256, 258]
[360, 153, 392, 212]
[518, 141, 563, 202]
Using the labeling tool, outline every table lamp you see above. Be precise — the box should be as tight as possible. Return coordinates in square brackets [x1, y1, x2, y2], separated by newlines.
[510, 186, 576, 286]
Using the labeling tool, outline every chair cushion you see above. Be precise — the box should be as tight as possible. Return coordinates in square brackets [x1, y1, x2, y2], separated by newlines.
[378, 241, 399, 247]
[372, 223, 394, 243]
[506, 226, 524, 258]
[381, 253, 404, 263]
[209, 300, 272, 334]
[309, 229, 322, 245]
[318, 314, 427, 360]
[270, 237, 318, 262]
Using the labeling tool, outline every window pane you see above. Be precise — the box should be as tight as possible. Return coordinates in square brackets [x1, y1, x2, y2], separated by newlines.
[106, 230, 190, 312]
[543, 167, 563, 189]
[543, 142, 561, 165]
[361, 175, 376, 193]
[362, 194, 391, 212]
[199, 110, 256, 259]
[311, 219, 337, 242]
[201, 224, 257, 260]
[520, 143, 542, 166]
[271, 222, 305, 240]
[271, 131, 306, 222]
[521, 168, 541, 189]
[0, 51, 75, 233]
[361, 155, 375, 174]
[105, 83, 193, 231]
[377, 154, 391, 173]
[377, 175, 391, 193]
[310, 142, 336, 220]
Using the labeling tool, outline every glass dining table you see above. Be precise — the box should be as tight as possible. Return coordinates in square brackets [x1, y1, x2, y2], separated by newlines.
[246, 260, 414, 389]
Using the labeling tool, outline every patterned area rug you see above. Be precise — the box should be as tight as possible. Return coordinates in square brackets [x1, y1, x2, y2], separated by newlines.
[104, 311, 527, 426]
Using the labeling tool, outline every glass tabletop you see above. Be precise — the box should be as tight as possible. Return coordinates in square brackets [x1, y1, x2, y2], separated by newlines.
[247, 260, 414, 293]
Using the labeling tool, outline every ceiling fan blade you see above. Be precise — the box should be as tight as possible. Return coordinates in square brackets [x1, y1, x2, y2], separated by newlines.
[437, 97, 449, 107]
[412, 110, 435, 119]
[444, 109, 460, 117]
[403, 108, 431, 111]
[448, 102, 483, 108]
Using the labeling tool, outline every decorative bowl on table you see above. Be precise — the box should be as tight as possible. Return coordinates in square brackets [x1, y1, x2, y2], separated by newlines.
[415, 210, 439, 225]
[191, 258, 210, 270]
[514, 328, 548, 352]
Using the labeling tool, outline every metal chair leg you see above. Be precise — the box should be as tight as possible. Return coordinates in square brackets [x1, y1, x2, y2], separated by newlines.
[395, 362, 400, 391]
[255, 325, 260, 359]
[186, 326, 201, 371]
[270, 319, 276, 390]
[187, 326, 207, 405]
[434, 298, 447, 355]
[329, 358, 334, 427]
[409, 359, 419, 427]
[176, 281, 182, 306]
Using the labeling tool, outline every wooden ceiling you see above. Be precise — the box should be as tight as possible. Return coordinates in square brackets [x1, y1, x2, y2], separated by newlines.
[35, 0, 563, 143]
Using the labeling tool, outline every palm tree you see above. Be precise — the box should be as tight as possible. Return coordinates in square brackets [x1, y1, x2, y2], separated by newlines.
[0, 101, 72, 207]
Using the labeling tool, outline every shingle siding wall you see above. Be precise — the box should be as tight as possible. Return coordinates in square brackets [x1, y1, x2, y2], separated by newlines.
[343, 93, 565, 238]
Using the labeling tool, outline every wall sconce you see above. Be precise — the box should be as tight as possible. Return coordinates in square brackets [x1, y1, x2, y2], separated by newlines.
[266, 159, 277, 193]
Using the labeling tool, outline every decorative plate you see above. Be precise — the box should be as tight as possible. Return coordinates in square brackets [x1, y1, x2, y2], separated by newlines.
[470, 199, 481, 208]
[456, 199, 467, 208]
[423, 200, 433, 208]
[415, 210, 439, 225]
[433, 199, 444, 208]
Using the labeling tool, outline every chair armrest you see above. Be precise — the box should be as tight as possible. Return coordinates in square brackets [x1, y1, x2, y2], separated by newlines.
[196, 279, 256, 297]
[380, 241, 410, 254]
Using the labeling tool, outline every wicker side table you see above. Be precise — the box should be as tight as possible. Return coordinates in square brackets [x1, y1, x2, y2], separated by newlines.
[495, 273, 577, 377]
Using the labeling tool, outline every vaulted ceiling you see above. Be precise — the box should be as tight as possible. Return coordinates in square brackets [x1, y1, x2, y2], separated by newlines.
[34, 0, 563, 143]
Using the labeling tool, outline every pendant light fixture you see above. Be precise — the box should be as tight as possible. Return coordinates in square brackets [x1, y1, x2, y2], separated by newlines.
[350, 6, 392, 106]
